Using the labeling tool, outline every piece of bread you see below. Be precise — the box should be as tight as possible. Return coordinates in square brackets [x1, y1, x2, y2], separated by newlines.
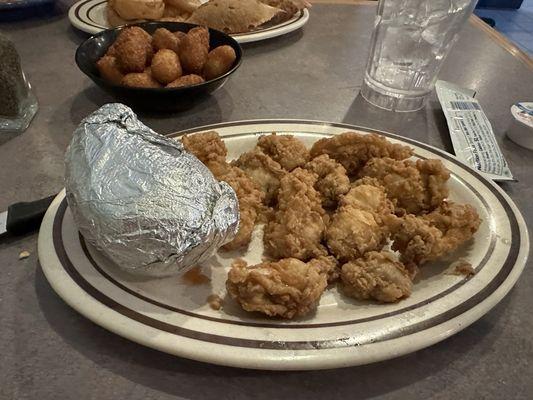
[107, 5, 135, 26]
[164, 0, 201, 14]
[187, 0, 282, 34]
[110, 0, 165, 21]
[162, 5, 191, 19]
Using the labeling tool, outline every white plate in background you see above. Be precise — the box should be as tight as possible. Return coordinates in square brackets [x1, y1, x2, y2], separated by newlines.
[68, 0, 309, 43]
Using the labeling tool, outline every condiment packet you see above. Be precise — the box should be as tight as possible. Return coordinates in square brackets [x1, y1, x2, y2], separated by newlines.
[435, 80, 514, 181]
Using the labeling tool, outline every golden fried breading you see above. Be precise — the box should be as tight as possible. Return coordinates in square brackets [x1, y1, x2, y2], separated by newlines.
[203, 45, 237, 80]
[310, 132, 413, 175]
[264, 206, 328, 260]
[308, 255, 340, 283]
[152, 27, 181, 53]
[340, 181, 394, 214]
[392, 201, 481, 270]
[121, 72, 161, 88]
[226, 258, 328, 318]
[257, 133, 310, 171]
[188, 26, 210, 48]
[179, 27, 209, 74]
[233, 149, 285, 205]
[326, 184, 395, 262]
[276, 168, 324, 214]
[418, 158, 451, 209]
[359, 157, 450, 215]
[181, 131, 227, 164]
[304, 154, 350, 208]
[174, 30, 187, 40]
[223, 206, 258, 251]
[96, 55, 124, 85]
[151, 49, 182, 84]
[221, 175, 264, 212]
[166, 74, 205, 88]
[182, 132, 264, 250]
[326, 207, 386, 262]
[206, 160, 265, 251]
[144, 66, 153, 77]
[107, 26, 152, 57]
[264, 168, 328, 260]
[115, 37, 153, 73]
[423, 201, 481, 236]
[341, 251, 412, 303]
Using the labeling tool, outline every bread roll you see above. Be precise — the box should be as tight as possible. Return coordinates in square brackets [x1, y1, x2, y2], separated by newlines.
[111, 0, 165, 21]
[165, 0, 201, 14]
[107, 5, 132, 27]
[187, 0, 281, 34]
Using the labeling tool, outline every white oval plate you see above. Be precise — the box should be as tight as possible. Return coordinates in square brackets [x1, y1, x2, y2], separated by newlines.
[38, 120, 529, 371]
[68, 0, 309, 43]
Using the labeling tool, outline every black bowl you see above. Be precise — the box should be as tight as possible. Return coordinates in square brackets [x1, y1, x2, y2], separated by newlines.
[75, 21, 243, 112]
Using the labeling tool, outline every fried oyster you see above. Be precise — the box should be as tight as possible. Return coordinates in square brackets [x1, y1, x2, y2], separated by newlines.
[326, 183, 396, 262]
[226, 257, 330, 318]
[264, 168, 328, 260]
[310, 131, 413, 175]
[341, 251, 412, 303]
[359, 157, 450, 215]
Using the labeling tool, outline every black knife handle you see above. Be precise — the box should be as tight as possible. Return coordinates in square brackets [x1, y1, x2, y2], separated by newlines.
[6, 195, 56, 235]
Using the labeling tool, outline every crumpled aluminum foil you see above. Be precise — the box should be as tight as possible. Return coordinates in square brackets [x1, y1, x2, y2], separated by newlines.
[64, 103, 239, 277]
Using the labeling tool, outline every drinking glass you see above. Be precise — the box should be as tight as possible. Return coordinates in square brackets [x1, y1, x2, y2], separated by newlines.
[360, 0, 479, 112]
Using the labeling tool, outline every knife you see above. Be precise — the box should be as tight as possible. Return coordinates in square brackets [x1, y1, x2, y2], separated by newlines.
[0, 194, 56, 236]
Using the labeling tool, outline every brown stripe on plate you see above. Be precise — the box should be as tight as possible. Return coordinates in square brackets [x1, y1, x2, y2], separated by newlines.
[75, 0, 106, 29]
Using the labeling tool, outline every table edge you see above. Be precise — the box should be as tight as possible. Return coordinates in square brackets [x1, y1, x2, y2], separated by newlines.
[469, 14, 533, 70]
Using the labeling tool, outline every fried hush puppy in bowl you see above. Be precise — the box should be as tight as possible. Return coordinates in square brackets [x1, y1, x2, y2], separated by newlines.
[75, 21, 242, 111]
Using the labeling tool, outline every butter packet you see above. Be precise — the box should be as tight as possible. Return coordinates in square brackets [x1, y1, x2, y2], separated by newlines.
[435, 80, 514, 181]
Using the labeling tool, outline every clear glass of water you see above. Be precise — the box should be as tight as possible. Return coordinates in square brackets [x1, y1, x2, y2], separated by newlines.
[360, 0, 478, 112]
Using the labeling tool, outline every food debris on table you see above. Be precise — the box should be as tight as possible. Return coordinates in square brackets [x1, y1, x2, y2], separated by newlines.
[207, 294, 223, 310]
[18, 251, 30, 260]
[449, 261, 476, 277]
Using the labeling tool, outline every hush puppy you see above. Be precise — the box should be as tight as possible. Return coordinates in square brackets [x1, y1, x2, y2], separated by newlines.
[152, 27, 181, 53]
[96, 55, 124, 84]
[174, 30, 187, 41]
[122, 72, 161, 88]
[166, 74, 204, 87]
[107, 26, 152, 57]
[179, 27, 209, 74]
[151, 49, 182, 84]
[115, 38, 153, 72]
[203, 45, 236, 80]
[188, 26, 209, 48]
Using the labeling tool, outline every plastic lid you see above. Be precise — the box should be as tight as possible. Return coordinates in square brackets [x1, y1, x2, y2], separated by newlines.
[511, 102, 533, 128]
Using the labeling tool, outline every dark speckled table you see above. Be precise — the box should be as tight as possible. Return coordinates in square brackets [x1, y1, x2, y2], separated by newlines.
[1, 2, 532, 399]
